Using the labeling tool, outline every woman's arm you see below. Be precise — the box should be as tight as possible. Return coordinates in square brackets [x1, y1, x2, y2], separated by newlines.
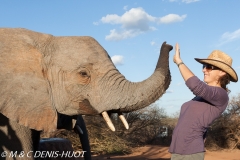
[174, 43, 228, 106]
[173, 43, 195, 81]
[186, 76, 228, 107]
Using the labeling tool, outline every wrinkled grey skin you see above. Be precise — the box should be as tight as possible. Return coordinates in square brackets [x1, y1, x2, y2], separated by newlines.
[0, 28, 173, 160]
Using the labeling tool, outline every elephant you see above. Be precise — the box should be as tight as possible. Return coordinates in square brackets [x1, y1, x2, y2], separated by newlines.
[0, 28, 173, 159]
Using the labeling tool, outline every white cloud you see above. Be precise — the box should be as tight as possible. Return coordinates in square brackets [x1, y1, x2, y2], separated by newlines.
[158, 14, 187, 24]
[219, 28, 240, 45]
[120, 8, 156, 30]
[150, 41, 156, 46]
[101, 14, 121, 24]
[111, 55, 124, 65]
[106, 29, 142, 41]
[99, 7, 186, 41]
[182, 0, 200, 3]
[102, 7, 156, 31]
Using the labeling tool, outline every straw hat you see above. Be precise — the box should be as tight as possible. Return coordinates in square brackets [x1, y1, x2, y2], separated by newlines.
[195, 50, 238, 82]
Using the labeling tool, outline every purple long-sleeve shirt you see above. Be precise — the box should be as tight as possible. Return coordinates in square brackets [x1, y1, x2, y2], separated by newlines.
[169, 76, 229, 155]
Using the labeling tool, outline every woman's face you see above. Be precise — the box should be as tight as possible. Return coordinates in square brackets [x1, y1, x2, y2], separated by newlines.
[202, 63, 226, 86]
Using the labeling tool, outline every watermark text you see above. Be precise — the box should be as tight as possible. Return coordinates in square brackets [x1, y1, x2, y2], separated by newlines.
[1, 151, 86, 158]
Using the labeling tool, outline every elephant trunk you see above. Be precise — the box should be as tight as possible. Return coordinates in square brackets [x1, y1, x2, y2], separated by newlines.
[99, 42, 173, 114]
[120, 42, 172, 112]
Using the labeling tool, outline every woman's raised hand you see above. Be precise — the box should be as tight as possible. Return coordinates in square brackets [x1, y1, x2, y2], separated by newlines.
[173, 43, 182, 64]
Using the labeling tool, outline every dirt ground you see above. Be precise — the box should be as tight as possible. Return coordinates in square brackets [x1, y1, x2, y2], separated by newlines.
[92, 145, 240, 160]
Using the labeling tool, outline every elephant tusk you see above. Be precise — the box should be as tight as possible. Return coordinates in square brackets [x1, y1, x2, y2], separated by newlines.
[75, 125, 84, 135]
[119, 114, 129, 130]
[102, 111, 115, 131]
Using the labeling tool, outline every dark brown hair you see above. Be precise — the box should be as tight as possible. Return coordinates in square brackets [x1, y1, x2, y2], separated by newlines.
[219, 73, 230, 92]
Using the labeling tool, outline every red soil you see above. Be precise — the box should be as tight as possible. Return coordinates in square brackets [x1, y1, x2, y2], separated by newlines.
[92, 145, 240, 160]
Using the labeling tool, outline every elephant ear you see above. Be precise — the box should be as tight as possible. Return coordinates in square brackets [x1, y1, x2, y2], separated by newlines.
[0, 39, 57, 132]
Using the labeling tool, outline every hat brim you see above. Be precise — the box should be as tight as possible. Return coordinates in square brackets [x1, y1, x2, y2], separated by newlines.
[195, 58, 238, 82]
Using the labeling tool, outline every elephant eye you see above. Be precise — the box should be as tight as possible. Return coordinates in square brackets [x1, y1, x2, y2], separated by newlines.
[79, 71, 89, 77]
[79, 70, 90, 78]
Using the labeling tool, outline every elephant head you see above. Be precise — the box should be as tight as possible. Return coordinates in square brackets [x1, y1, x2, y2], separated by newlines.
[0, 28, 172, 133]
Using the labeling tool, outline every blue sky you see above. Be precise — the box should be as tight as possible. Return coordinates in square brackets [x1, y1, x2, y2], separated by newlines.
[1, 0, 240, 115]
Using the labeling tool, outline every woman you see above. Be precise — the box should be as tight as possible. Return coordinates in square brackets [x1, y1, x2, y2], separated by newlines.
[169, 43, 238, 160]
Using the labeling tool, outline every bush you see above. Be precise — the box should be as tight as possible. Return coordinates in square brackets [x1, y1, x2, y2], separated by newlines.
[205, 93, 240, 150]
[84, 103, 171, 154]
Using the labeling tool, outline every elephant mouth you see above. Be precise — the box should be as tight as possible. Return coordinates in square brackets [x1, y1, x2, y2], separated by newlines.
[78, 100, 98, 115]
